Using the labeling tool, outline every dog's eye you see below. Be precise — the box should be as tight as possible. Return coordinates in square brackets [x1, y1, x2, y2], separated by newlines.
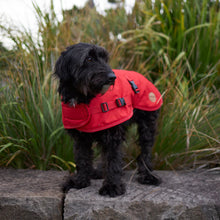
[86, 57, 93, 62]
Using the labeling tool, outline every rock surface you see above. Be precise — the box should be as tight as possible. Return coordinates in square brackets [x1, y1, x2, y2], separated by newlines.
[0, 169, 219, 220]
[64, 170, 220, 220]
[0, 169, 68, 220]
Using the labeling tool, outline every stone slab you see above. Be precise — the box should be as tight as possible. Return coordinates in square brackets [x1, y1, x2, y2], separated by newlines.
[0, 169, 68, 220]
[64, 170, 220, 220]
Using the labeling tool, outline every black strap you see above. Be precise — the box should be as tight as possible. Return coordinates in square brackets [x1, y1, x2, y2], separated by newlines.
[100, 97, 127, 113]
[129, 80, 140, 94]
[101, 102, 109, 112]
[116, 98, 126, 107]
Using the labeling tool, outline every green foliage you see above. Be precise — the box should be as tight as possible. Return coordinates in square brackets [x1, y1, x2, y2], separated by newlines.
[153, 53, 220, 169]
[118, 0, 220, 169]
[0, 4, 74, 170]
[0, 0, 219, 170]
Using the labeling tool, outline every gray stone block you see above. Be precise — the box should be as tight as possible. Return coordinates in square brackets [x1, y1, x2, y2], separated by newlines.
[64, 170, 220, 220]
[0, 169, 68, 220]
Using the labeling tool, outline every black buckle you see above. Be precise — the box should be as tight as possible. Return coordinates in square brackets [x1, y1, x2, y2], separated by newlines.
[129, 80, 140, 94]
[101, 102, 109, 112]
[116, 98, 126, 107]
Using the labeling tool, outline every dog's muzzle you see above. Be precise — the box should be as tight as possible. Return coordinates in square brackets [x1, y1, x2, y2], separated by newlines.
[107, 71, 116, 85]
[100, 72, 116, 95]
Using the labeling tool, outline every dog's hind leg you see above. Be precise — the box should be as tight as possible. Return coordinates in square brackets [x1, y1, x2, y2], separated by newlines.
[135, 109, 162, 186]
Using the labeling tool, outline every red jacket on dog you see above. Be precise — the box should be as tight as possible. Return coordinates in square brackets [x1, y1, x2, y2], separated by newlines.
[61, 69, 163, 133]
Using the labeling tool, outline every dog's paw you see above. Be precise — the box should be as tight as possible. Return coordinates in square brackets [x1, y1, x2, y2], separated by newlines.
[137, 173, 162, 186]
[62, 175, 90, 193]
[99, 182, 126, 197]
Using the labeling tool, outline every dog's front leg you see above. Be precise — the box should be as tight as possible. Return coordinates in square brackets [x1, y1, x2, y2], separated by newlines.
[98, 129, 125, 197]
[63, 135, 93, 192]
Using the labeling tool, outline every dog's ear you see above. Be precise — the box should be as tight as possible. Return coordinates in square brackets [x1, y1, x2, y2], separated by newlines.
[53, 52, 69, 81]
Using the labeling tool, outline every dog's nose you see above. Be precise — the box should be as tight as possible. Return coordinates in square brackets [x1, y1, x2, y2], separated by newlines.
[108, 72, 116, 82]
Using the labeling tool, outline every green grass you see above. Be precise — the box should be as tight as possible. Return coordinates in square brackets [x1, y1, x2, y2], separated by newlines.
[0, 3, 74, 170]
[154, 58, 220, 169]
[0, 0, 219, 170]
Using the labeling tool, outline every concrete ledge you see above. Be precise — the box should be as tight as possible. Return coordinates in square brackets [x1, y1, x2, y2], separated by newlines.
[64, 170, 220, 220]
[0, 169, 68, 220]
[0, 169, 219, 220]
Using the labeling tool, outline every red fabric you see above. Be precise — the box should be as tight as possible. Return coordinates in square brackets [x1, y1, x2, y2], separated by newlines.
[62, 69, 163, 132]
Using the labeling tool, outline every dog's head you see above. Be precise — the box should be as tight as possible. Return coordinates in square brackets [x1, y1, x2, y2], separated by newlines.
[54, 43, 116, 104]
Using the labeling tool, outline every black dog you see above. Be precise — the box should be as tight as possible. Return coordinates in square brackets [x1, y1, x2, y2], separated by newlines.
[54, 43, 162, 197]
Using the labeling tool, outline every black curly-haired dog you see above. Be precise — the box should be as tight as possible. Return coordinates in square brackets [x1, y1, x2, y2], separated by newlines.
[54, 43, 162, 197]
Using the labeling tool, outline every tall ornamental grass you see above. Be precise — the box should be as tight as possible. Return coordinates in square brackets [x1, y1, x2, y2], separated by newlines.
[0, 0, 219, 170]
[0, 3, 75, 170]
[119, 0, 220, 169]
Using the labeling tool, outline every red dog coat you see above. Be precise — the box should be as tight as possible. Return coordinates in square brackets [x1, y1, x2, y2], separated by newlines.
[61, 69, 163, 132]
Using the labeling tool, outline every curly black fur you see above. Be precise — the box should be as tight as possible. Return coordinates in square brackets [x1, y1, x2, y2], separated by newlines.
[54, 43, 114, 104]
[54, 43, 161, 197]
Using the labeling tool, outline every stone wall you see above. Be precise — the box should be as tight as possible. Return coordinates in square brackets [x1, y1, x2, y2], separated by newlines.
[0, 169, 219, 219]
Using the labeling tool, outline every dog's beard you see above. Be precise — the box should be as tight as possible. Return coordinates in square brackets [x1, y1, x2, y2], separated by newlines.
[100, 84, 111, 95]
[77, 71, 115, 98]
[79, 83, 110, 98]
